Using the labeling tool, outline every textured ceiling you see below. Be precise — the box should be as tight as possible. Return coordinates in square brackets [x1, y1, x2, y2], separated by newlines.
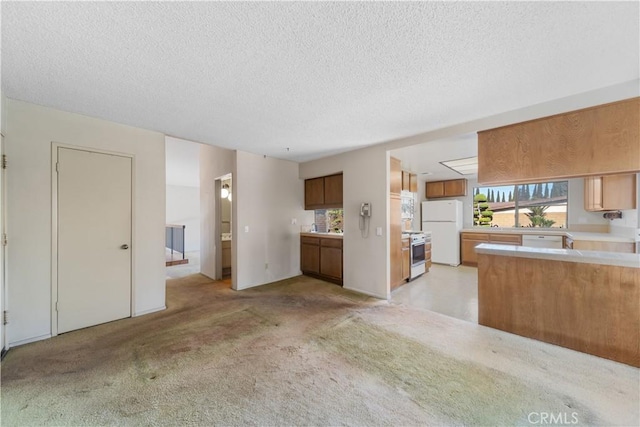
[2, 2, 639, 162]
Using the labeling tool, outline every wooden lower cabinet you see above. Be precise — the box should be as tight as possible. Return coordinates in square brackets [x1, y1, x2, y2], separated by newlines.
[425, 239, 432, 271]
[301, 237, 320, 274]
[461, 233, 489, 266]
[401, 238, 410, 281]
[461, 232, 522, 266]
[301, 235, 342, 285]
[572, 240, 635, 253]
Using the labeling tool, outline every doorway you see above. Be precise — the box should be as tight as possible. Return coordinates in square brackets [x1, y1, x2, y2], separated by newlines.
[216, 174, 232, 282]
[0, 132, 6, 355]
[54, 146, 133, 334]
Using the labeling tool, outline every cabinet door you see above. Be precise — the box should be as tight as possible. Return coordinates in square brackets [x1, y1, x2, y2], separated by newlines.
[425, 238, 432, 271]
[409, 173, 418, 193]
[320, 246, 342, 279]
[301, 243, 320, 274]
[390, 157, 402, 195]
[444, 179, 467, 197]
[602, 174, 636, 210]
[460, 233, 489, 266]
[584, 176, 603, 211]
[305, 177, 324, 209]
[323, 174, 343, 206]
[426, 181, 445, 198]
[402, 171, 410, 192]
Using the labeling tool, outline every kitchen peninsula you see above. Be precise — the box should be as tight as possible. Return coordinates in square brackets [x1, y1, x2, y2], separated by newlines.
[476, 243, 640, 367]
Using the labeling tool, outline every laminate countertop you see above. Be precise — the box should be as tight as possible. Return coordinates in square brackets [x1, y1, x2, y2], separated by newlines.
[461, 228, 637, 243]
[300, 232, 343, 240]
[475, 243, 640, 268]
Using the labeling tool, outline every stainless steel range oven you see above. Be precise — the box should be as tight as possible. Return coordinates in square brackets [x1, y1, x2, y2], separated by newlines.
[410, 232, 426, 280]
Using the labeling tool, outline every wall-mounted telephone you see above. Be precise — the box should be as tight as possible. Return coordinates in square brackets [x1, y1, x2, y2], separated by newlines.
[360, 202, 371, 217]
[359, 202, 371, 237]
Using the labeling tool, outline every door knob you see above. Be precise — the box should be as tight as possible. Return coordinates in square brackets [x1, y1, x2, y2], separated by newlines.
[121, 244, 129, 250]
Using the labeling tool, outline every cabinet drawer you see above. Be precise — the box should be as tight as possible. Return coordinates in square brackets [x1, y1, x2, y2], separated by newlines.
[424, 243, 432, 251]
[301, 236, 320, 245]
[320, 238, 343, 248]
[462, 233, 490, 241]
[402, 238, 410, 249]
[489, 234, 522, 244]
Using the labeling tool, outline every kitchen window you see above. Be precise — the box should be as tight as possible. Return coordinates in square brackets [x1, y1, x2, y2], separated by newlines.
[314, 209, 344, 233]
[473, 181, 568, 228]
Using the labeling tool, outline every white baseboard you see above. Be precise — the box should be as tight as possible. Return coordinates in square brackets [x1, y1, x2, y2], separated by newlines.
[134, 306, 166, 317]
[9, 333, 52, 348]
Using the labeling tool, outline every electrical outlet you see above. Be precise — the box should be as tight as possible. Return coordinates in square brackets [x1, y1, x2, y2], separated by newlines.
[291, 218, 297, 225]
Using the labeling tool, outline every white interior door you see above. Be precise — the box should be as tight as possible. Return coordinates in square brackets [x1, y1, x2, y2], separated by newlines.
[57, 147, 132, 334]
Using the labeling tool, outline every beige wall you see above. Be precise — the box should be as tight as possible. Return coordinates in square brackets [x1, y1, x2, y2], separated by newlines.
[235, 151, 313, 290]
[199, 143, 234, 280]
[0, 90, 5, 351]
[5, 99, 166, 346]
[300, 146, 389, 299]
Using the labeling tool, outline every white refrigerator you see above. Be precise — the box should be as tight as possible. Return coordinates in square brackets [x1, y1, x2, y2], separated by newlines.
[421, 200, 463, 266]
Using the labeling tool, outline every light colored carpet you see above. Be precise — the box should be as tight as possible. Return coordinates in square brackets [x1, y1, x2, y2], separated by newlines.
[1, 274, 638, 426]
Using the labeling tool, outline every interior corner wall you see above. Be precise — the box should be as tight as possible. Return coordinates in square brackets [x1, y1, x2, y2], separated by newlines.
[199, 143, 234, 280]
[234, 151, 314, 290]
[166, 185, 201, 252]
[300, 146, 389, 299]
[5, 99, 166, 346]
[568, 178, 610, 228]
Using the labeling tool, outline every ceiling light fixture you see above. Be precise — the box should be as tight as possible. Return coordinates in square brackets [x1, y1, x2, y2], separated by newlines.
[440, 156, 478, 176]
[221, 183, 230, 198]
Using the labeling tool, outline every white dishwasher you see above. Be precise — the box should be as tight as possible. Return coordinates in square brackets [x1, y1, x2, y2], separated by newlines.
[522, 235, 563, 249]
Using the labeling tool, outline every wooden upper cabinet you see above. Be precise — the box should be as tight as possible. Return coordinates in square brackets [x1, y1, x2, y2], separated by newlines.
[304, 177, 325, 209]
[304, 173, 343, 210]
[444, 179, 467, 197]
[478, 97, 640, 185]
[409, 173, 418, 193]
[426, 179, 467, 198]
[426, 181, 445, 198]
[324, 174, 343, 206]
[584, 174, 637, 212]
[402, 171, 410, 191]
[390, 157, 402, 195]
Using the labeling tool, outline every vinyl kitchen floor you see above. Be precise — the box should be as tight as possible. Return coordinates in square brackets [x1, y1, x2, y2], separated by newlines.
[391, 264, 479, 323]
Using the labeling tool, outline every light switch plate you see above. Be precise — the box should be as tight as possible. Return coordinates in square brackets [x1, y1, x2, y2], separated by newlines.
[244, 226, 249, 233]
[376, 227, 382, 236]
